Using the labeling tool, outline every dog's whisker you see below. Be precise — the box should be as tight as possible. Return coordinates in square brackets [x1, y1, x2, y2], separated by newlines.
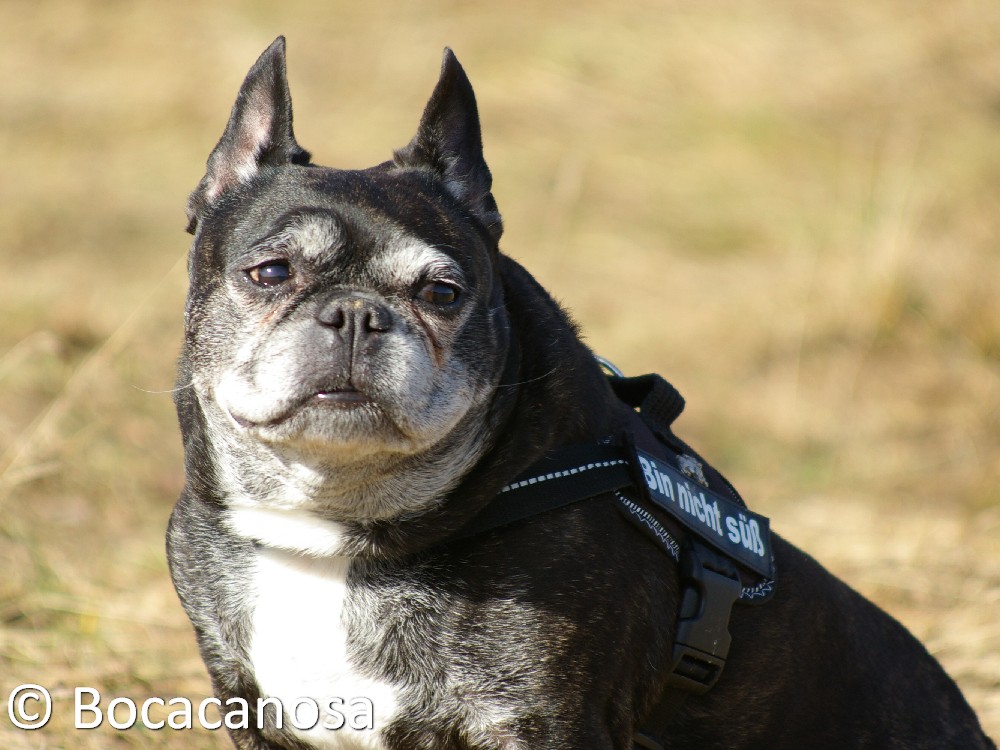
[131, 381, 195, 395]
[497, 366, 559, 389]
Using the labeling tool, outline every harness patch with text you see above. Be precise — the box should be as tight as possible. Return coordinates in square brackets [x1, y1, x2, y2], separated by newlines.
[633, 447, 774, 579]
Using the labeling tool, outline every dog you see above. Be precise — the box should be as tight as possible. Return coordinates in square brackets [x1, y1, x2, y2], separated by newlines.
[167, 37, 996, 750]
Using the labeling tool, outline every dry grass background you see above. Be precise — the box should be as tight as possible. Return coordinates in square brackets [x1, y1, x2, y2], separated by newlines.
[1, 0, 998, 746]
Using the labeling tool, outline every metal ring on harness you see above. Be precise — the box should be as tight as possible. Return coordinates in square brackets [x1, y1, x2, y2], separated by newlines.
[595, 354, 625, 378]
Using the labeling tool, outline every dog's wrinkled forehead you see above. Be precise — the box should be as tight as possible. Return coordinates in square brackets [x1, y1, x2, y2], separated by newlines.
[247, 204, 466, 287]
[197, 163, 495, 287]
[259, 210, 343, 261]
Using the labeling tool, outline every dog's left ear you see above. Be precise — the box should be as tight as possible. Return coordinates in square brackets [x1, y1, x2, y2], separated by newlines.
[394, 49, 503, 242]
[186, 36, 310, 234]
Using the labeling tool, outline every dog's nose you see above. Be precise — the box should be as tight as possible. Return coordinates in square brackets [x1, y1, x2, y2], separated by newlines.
[316, 293, 393, 336]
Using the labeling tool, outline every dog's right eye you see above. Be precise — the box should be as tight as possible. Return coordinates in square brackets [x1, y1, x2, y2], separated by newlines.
[247, 261, 292, 287]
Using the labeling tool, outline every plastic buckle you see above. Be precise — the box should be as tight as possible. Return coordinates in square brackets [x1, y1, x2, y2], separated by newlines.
[666, 542, 742, 695]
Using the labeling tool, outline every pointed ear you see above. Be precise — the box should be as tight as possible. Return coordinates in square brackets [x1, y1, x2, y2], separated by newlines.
[186, 36, 310, 233]
[394, 49, 502, 242]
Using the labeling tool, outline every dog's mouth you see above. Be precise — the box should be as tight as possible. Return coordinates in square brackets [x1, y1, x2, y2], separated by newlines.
[314, 387, 373, 406]
[228, 385, 377, 430]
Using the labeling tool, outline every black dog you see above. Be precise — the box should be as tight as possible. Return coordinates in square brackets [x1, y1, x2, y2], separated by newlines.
[167, 37, 996, 750]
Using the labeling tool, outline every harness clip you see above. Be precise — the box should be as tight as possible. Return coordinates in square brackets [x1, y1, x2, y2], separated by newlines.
[666, 542, 742, 694]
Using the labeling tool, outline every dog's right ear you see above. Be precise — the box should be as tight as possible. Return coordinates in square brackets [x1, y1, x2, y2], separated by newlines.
[186, 36, 310, 234]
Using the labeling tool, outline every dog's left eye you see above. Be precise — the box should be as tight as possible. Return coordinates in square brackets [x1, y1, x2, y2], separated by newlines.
[417, 281, 460, 306]
[248, 261, 292, 287]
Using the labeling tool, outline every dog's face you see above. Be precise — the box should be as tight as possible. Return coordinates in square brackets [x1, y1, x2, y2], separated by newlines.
[180, 38, 511, 522]
[188, 171, 505, 460]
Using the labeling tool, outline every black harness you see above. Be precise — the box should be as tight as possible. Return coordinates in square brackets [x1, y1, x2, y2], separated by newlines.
[457, 371, 777, 750]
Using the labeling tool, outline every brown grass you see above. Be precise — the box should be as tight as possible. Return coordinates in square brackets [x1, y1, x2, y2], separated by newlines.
[1, 0, 997, 746]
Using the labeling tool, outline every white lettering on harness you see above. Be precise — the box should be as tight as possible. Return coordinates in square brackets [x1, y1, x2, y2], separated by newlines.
[638, 454, 766, 559]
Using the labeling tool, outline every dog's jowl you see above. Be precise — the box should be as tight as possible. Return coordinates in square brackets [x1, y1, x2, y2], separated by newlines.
[167, 37, 996, 750]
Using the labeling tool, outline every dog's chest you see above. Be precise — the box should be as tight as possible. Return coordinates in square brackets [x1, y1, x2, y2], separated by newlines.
[248, 548, 399, 750]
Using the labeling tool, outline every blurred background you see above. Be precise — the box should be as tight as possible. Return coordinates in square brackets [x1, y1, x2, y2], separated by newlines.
[1, 0, 997, 746]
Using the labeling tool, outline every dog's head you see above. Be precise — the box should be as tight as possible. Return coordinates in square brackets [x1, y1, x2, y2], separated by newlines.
[179, 38, 518, 527]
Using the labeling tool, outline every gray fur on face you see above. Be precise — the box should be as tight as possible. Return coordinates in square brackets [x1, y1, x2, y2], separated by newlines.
[188, 205, 506, 524]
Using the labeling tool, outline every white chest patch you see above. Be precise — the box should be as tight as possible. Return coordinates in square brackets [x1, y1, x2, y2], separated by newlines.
[227, 506, 348, 557]
[249, 548, 400, 750]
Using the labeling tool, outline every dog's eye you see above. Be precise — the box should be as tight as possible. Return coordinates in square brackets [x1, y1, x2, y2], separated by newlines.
[417, 281, 460, 306]
[248, 261, 292, 287]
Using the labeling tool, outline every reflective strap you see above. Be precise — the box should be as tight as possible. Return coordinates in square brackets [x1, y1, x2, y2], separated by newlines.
[454, 444, 633, 539]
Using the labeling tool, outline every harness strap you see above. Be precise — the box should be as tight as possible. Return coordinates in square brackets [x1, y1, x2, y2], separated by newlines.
[615, 381, 748, 746]
[453, 443, 633, 539]
[607, 372, 686, 429]
[457, 374, 687, 539]
[451, 372, 773, 749]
